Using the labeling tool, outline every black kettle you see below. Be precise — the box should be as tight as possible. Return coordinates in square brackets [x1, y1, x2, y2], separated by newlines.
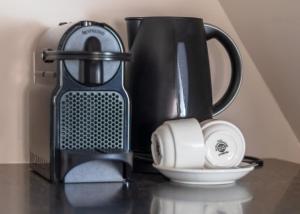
[125, 17, 242, 158]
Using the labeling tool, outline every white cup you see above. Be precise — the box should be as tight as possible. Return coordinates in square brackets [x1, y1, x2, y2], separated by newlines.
[201, 120, 246, 168]
[151, 118, 205, 168]
[151, 118, 246, 169]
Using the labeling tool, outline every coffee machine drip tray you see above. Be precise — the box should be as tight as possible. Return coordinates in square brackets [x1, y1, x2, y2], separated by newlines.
[61, 150, 132, 183]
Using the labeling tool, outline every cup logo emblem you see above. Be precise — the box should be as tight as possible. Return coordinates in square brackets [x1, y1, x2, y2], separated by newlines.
[215, 140, 229, 156]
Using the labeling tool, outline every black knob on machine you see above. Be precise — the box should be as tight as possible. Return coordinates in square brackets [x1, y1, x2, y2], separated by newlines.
[80, 36, 104, 86]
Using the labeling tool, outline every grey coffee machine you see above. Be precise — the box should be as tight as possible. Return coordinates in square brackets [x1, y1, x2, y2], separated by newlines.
[30, 20, 132, 183]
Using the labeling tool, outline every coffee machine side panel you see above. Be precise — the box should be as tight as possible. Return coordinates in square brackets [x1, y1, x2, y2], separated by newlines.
[30, 24, 72, 180]
[29, 79, 55, 179]
[30, 55, 58, 180]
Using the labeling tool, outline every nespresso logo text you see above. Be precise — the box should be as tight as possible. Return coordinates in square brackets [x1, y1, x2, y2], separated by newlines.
[82, 29, 105, 35]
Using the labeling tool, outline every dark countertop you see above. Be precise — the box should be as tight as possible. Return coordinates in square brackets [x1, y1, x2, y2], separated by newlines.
[1, 159, 300, 214]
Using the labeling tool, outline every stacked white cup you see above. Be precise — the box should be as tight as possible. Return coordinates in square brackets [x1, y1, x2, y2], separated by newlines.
[151, 118, 245, 169]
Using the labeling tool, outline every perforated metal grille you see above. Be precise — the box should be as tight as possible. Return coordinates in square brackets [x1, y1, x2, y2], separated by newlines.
[59, 91, 124, 150]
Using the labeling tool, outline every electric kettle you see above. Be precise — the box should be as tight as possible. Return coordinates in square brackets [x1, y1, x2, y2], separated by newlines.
[125, 17, 242, 161]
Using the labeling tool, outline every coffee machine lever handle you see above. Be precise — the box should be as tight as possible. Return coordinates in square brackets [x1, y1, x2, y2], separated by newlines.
[204, 23, 242, 116]
[42, 49, 131, 63]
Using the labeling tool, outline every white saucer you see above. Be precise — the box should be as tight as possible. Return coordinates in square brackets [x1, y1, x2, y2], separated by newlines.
[153, 162, 254, 185]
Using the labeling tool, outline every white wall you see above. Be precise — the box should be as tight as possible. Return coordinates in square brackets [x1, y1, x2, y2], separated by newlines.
[0, 0, 298, 163]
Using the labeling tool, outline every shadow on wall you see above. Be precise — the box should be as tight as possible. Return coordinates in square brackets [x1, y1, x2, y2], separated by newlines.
[219, 0, 300, 142]
[0, 17, 46, 162]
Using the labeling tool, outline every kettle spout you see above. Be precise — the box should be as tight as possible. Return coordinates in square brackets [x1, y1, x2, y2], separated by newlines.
[125, 17, 143, 49]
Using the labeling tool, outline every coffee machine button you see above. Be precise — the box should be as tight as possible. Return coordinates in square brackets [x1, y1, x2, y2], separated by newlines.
[81, 20, 93, 27]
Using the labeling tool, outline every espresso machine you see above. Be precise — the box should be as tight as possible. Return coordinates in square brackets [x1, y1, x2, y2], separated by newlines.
[30, 20, 132, 183]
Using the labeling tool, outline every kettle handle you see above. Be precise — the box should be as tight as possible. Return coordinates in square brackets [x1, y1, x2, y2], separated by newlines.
[204, 23, 242, 116]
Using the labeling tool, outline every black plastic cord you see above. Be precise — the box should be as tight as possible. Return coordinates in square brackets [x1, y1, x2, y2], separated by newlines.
[243, 156, 264, 168]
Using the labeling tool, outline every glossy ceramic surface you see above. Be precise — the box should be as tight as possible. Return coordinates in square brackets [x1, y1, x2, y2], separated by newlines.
[151, 118, 205, 168]
[153, 162, 254, 185]
[201, 120, 246, 168]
